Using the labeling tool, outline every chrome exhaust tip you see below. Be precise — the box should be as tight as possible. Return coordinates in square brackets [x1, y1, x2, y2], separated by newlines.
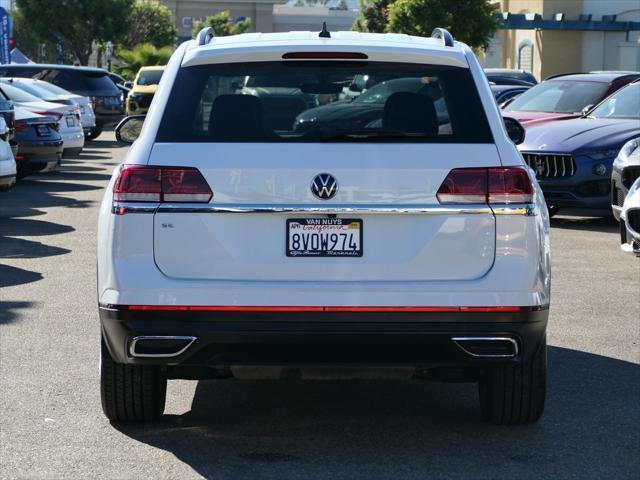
[452, 337, 518, 358]
[129, 336, 196, 358]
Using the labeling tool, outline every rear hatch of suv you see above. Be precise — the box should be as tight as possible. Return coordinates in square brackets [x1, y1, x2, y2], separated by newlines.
[145, 59, 500, 282]
[35, 69, 123, 117]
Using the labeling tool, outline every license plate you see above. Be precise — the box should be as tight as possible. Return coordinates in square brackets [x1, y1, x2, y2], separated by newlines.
[287, 218, 362, 257]
[36, 125, 50, 136]
[66, 115, 75, 127]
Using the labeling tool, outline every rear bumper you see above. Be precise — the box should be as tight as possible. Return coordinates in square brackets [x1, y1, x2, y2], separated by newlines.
[61, 131, 85, 150]
[99, 306, 548, 369]
[19, 141, 62, 171]
[0, 173, 16, 190]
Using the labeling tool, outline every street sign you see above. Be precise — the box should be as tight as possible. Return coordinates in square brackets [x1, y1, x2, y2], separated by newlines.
[106, 41, 113, 61]
[0, 7, 10, 64]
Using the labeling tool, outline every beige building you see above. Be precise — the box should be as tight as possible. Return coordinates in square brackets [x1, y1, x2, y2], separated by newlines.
[484, 0, 640, 80]
[272, 5, 357, 32]
[161, 1, 358, 38]
[161, 0, 287, 38]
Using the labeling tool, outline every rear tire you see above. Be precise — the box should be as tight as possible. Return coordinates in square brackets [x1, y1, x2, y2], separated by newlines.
[85, 126, 103, 141]
[100, 339, 167, 422]
[478, 336, 546, 424]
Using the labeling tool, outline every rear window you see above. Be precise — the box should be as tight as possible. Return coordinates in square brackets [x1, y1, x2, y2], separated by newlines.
[0, 82, 41, 102]
[137, 70, 163, 86]
[38, 69, 119, 93]
[590, 83, 640, 119]
[505, 80, 608, 113]
[157, 62, 493, 143]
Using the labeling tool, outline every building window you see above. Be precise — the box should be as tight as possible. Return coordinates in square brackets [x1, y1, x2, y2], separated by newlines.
[518, 40, 534, 72]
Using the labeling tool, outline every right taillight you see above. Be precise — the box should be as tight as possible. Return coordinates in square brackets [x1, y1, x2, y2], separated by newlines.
[14, 120, 27, 133]
[113, 165, 213, 203]
[437, 167, 533, 205]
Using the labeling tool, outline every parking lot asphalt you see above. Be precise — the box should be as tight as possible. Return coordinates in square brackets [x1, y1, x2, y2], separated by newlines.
[1, 132, 638, 479]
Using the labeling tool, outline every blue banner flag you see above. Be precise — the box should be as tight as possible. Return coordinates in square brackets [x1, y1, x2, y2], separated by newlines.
[0, 7, 9, 65]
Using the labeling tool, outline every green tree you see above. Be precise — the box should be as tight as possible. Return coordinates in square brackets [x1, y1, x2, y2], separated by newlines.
[353, 0, 393, 33]
[15, 0, 134, 65]
[354, 0, 499, 51]
[115, 43, 173, 80]
[11, 8, 62, 63]
[192, 11, 252, 38]
[123, 0, 177, 49]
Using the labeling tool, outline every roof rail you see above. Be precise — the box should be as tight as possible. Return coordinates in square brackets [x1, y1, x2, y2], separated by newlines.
[196, 27, 215, 46]
[431, 28, 454, 47]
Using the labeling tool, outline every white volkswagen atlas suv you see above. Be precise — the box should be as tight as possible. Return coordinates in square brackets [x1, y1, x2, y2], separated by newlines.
[98, 27, 551, 424]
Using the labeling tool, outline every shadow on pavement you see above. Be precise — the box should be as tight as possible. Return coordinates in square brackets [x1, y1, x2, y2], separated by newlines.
[0, 300, 36, 324]
[69, 153, 115, 161]
[0, 236, 71, 259]
[551, 215, 618, 234]
[0, 265, 42, 288]
[0, 218, 75, 237]
[115, 346, 639, 479]
[0, 159, 103, 288]
[85, 138, 123, 150]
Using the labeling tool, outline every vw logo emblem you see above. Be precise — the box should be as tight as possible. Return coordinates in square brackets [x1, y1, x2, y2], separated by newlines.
[311, 173, 338, 200]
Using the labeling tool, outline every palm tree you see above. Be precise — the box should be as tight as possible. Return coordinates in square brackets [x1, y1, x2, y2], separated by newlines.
[115, 43, 174, 80]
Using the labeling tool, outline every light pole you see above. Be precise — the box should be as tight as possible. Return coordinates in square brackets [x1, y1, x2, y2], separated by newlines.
[106, 41, 113, 72]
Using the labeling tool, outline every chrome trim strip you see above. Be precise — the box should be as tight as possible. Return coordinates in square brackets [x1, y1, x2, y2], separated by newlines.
[154, 203, 493, 215]
[129, 335, 197, 358]
[112, 202, 536, 216]
[491, 203, 536, 216]
[451, 337, 519, 358]
[112, 203, 158, 215]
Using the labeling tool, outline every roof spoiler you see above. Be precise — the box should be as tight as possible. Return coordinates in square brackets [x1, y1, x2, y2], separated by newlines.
[431, 28, 454, 47]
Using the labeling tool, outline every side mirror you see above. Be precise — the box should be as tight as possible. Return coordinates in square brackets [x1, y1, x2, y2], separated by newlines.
[581, 104, 594, 116]
[348, 83, 362, 93]
[123, 81, 133, 89]
[503, 116, 525, 145]
[115, 115, 145, 144]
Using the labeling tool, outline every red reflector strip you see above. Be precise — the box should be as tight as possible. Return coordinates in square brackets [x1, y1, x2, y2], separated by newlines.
[103, 305, 545, 312]
[282, 52, 368, 60]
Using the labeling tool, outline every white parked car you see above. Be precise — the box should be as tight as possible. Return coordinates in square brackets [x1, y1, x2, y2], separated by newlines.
[0, 81, 84, 156]
[98, 28, 551, 424]
[0, 116, 16, 191]
[611, 137, 640, 221]
[6, 77, 97, 135]
[620, 177, 640, 256]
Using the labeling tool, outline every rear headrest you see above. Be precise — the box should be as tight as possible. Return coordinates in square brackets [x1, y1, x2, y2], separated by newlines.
[208, 94, 264, 139]
[383, 92, 438, 136]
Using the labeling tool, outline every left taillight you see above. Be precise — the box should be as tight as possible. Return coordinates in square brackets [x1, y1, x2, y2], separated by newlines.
[436, 167, 534, 205]
[113, 165, 213, 203]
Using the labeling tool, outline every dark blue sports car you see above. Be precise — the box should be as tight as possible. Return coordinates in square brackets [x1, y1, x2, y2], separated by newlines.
[519, 81, 640, 214]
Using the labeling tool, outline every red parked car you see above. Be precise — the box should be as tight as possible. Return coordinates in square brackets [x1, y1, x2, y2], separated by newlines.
[502, 72, 640, 128]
